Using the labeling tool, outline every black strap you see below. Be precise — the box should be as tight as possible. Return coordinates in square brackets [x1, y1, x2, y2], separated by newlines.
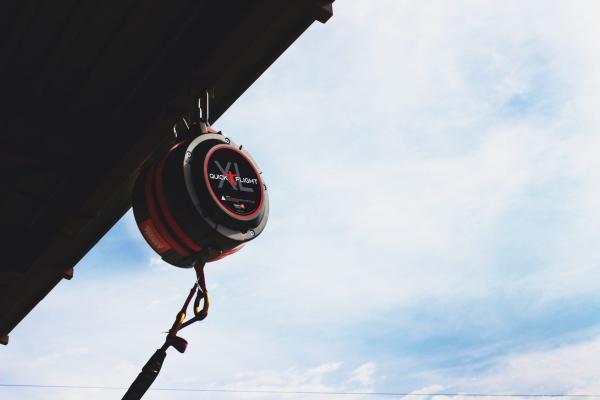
[121, 349, 167, 400]
[121, 263, 208, 400]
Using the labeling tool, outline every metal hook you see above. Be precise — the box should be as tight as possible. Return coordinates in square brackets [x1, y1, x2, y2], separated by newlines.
[199, 89, 210, 123]
[172, 116, 190, 138]
[198, 90, 210, 134]
[172, 89, 212, 138]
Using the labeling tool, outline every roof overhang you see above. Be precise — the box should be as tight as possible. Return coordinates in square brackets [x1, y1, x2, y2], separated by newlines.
[0, 0, 333, 343]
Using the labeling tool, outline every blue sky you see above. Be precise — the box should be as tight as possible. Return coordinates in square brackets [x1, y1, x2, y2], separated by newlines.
[4, 1, 600, 399]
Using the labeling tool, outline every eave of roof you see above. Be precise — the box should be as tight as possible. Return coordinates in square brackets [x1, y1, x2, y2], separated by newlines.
[0, 0, 333, 342]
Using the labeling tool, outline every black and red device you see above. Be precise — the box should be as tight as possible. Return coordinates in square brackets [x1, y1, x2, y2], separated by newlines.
[123, 97, 269, 400]
[132, 114, 269, 268]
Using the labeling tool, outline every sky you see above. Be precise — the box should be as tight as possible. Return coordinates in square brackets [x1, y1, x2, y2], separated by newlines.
[3, 1, 600, 399]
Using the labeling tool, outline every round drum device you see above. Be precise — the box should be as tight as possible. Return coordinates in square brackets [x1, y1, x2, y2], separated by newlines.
[132, 133, 269, 268]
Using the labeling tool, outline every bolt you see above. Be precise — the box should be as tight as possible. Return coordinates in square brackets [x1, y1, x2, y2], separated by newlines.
[62, 268, 74, 280]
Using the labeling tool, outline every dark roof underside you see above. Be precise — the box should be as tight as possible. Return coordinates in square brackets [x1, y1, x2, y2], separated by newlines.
[0, 0, 332, 341]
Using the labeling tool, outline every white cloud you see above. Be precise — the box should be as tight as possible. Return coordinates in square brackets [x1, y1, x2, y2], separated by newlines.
[348, 362, 377, 386]
[215, 0, 600, 326]
[404, 384, 446, 399]
[432, 335, 600, 395]
[220, 361, 381, 400]
[228, 361, 341, 390]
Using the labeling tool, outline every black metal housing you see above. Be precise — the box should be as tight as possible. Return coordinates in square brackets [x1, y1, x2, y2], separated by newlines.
[132, 133, 268, 268]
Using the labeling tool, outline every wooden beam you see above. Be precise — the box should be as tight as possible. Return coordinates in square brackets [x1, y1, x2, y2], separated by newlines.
[292, 0, 334, 23]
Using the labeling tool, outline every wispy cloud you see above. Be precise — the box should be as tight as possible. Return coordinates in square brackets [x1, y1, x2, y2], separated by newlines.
[348, 362, 377, 386]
